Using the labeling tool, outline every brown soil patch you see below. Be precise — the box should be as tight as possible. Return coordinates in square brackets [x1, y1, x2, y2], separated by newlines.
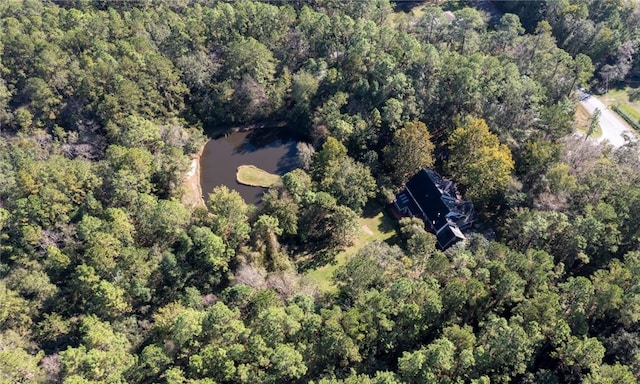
[181, 145, 205, 209]
[575, 104, 591, 130]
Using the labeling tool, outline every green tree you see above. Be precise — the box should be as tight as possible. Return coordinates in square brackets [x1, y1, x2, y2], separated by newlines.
[383, 121, 435, 185]
[261, 189, 299, 237]
[190, 226, 231, 275]
[312, 307, 363, 373]
[0, 348, 45, 383]
[587, 107, 601, 139]
[269, 343, 307, 380]
[416, 7, 449, 45]
[446, 117, 514, 205]
[168, 307, 206, 351]
[398, 338, 456, 383]
[559, 277, 595, 335]
[318, 156, 377, 214]
[102, 145, 156, 207]
[251, 215, 288, 271]
[290, 70, 320, 128]
[0, 282, 33, 333]
[135, 345, 172, 380]
[134, 196, 190, 248]
[475, 316, 543, 383]
[215, 36, 279, 122]
[311, 137, 348, 182]
[334, 243, 388, 300]
[72, 264, 131, 319]
[552, 331, 606, 381]
[501, 207, 585, 268]
[207, 186, 251, 250]
[448, 8, 485, 54]
[59, 315, 136, 383]
[298, 192, 359, 251]
[281, 169, 313, 204]
[570, 53, 594, 94]
[355, 278, 443, 359]
[399, 217, 438, 273]
[491, 13, 525, 54]
[584, 364, 636, 384]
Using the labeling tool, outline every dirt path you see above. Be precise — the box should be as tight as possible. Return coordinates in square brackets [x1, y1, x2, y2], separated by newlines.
[182, 145, 205, 208]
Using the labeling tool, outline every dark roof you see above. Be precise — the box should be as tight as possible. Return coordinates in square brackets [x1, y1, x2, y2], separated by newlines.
[393, 168, 476, 250]
[436, 225, 465, 250]
[405, 169, 451, 229]
[394, 190, 422, 218]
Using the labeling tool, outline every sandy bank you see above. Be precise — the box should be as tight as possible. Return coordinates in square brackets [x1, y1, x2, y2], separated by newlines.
[182, 145, 206, 208]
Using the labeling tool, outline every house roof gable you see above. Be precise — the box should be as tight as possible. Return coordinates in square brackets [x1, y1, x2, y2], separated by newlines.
[405, 169, 452, 229]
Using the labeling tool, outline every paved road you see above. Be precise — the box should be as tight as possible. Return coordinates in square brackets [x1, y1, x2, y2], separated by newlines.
[465, 2, 634, 148]
[577, 89, 636, 147]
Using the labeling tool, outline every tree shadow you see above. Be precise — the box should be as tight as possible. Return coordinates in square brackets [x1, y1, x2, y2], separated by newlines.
[378, 208, 399, 233]
[226, 130, 301, 175]
[246, 128, 287, 147]
[234, 130, 278, 155]
[362, 202, 402, 248]
[210, 126, 289, 156]
[275, 142, 301, 175]
[362, 199, 386, 218]
[629, 88, 640, 102]
[379, 212, 402, 247]
[393, 0, 428, 13]
[295, 246, 339, 273]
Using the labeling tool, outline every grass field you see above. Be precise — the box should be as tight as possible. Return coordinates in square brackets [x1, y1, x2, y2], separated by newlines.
[614, 104, 640, 129]
[617, 104, 640, 121]
[305, 207, 398, 293]
[600, 87, 640, 110]
[236, 165, 281, 188]
[600, 87, 640, 130]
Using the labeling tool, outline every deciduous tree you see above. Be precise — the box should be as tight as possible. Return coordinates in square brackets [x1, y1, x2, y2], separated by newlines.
[446, 117, 514, 205]
[207, 186, 251, 250]
[383, 121, 435, 185]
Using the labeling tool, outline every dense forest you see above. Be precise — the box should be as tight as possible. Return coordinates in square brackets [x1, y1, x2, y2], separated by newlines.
[1, 0, 640, 382]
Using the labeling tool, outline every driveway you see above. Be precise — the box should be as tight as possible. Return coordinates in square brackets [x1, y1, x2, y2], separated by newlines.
[577, 89, 636, 147]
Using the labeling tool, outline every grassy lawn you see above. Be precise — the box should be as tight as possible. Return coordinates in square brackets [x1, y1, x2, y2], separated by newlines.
[614, 104, 640, 129]
[574, 104, 602, 138]
[600, 87, 640, 109]
[617, 104, 640, 120]
[600, 86, 640, 129]
[236, 165, 281, 187]
[305, 207, 398, 293]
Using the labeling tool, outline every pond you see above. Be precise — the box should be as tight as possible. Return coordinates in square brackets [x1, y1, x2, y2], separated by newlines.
[200, 130, 299, 205]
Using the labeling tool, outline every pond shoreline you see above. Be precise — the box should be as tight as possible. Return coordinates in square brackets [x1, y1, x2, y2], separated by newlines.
[208, 121, 288, 139]
[199, 128, 300, 205]
[183, 122, 301, 207]
[182, 143, 206, 209]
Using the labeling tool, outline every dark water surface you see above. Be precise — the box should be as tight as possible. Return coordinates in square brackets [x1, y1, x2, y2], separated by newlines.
[200, 130, 298, 205]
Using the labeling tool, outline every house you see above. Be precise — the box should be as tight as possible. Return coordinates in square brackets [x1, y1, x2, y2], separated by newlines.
[393, 168, 475, 250]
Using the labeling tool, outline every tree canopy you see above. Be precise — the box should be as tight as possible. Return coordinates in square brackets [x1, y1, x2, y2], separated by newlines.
[1, 0, 639, 383]
[446, 117, 515, 205]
